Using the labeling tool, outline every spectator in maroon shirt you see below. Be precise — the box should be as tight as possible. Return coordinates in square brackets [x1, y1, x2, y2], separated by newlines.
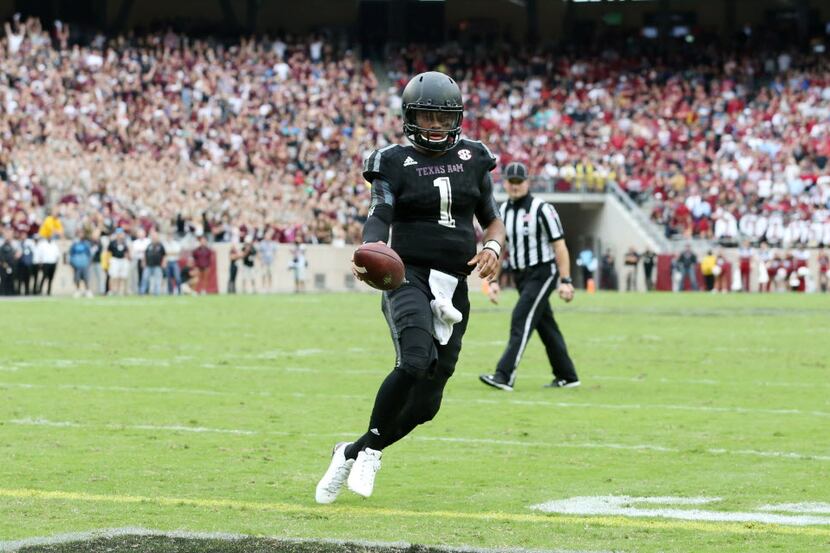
[191, 235, 213, 295]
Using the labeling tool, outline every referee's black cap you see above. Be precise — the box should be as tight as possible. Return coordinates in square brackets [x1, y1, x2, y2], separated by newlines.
[504, 161, 528, 182]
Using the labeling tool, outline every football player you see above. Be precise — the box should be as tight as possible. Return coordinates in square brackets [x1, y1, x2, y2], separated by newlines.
[315, 71, 506, 503]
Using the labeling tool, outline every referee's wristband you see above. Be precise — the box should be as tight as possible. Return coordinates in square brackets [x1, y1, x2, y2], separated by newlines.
[483, 240, 502, 258]
[560, 277, 573, 285]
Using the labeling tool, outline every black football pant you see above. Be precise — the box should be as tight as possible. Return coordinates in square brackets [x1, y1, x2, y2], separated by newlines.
[0, 267, 15, 296]
[16, 263, 31, 295]
[495, 262, 578, 386]
[39, 263, 56, 295]
[345, 265, 468, 459]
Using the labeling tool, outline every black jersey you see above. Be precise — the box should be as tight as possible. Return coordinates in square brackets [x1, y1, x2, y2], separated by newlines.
[363, 138, 499, 276]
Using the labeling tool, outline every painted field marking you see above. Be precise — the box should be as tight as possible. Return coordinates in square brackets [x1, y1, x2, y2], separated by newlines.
[0, 382, 280, 398]
[9, 418, 259, 436]
[530, 496, 830, 527]
[588, 375, 829, 389]
[758, 503, 830, 514]
[462, 396, 830, 418]
[201, 363, 385, 375]
[0, 527, 620, 553]
[417, 436, 830, 462]
[8, 418, 830, 463]
[3, 380, 828, 418]
[7, 354, 830, 392]
[1, 488, 829, 538]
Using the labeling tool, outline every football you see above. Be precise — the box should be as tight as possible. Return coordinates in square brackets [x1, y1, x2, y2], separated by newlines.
[353, 242, 405, 291]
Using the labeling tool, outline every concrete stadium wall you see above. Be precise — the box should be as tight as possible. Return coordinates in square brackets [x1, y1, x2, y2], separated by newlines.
[594, 193, 663, 292]
[551, 194, 661, 292]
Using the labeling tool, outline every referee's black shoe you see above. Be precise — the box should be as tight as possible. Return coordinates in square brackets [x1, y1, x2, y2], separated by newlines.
[479, 373, 513, 392]
[544, 378, 581, 389]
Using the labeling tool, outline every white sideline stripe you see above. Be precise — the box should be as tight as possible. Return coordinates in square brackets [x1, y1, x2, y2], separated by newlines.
[9, 418, 830, 462]
[4, 380, 828, 418]
[0, 527, 618, 553]
[758, 502, 830, 514]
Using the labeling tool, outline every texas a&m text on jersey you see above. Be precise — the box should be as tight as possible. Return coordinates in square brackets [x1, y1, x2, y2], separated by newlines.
[362, 138, 499, 276]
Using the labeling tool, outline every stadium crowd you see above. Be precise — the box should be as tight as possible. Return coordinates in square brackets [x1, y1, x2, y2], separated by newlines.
[2, 16, 830, 295]
[382, 39, 830, 250]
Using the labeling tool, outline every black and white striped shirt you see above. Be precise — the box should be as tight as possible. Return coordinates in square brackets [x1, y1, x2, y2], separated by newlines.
[500, 194, 564, 271]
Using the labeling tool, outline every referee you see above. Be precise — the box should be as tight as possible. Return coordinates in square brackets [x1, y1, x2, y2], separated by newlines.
[479, 162, 580, 391]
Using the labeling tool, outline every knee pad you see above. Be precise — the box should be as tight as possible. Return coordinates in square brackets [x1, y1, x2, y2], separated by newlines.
[398, 327, 438, 379]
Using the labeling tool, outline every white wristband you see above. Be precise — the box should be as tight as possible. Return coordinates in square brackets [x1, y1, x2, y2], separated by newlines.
[483, 240, 502, 258]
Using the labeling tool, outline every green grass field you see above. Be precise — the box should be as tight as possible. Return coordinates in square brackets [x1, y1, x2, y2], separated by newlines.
[1, 291, 829, 553]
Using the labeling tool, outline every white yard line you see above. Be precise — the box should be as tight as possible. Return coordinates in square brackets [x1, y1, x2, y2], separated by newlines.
[3, 380, 828, 417]
[8, 417, 829, 462]
[8, 418, 263, 436]
[589, 375, 829, 389]
[201, 363, 385, 375]
[460, 396, 830, 418]
[0, 382, 233, 397]
[419, 436, 830, 462]
[9, 356, 829, 391]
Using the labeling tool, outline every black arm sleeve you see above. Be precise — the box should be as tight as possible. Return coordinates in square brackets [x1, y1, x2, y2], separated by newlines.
[362, 178, 395, 243]
[475, 172, 500, 228]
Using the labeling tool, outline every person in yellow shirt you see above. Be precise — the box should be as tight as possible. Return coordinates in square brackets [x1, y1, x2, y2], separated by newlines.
[38, 208, 64, 239]
[700, 250, 717, 291]
[669, 171, 687, 192]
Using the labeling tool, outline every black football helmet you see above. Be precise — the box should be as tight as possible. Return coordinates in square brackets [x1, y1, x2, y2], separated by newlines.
[401, 71, 463, 153]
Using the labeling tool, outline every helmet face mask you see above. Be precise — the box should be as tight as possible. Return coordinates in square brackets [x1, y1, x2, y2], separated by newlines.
[406, 109, 462, 149]
[401, 72, 463, 153]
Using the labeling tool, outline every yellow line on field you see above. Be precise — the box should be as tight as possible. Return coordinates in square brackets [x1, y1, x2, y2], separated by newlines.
[2, 488, 829, 538]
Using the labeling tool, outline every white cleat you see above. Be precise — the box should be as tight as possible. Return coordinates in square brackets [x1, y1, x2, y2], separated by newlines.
[315, 442, 354, 504]
[347, 447, 382, 498]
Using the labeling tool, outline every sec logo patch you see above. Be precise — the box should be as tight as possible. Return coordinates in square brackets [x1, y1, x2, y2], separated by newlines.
[458, 149, 471, 161]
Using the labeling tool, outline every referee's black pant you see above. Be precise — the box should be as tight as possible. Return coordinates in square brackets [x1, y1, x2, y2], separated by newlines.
[495, 262, 578, 386]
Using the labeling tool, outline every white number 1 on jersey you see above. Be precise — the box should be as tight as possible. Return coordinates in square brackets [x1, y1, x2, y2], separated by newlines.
[433, 177, 456, 228]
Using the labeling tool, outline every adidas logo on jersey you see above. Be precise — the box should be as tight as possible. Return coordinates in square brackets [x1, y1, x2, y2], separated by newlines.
[403, 156, 418, 167]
